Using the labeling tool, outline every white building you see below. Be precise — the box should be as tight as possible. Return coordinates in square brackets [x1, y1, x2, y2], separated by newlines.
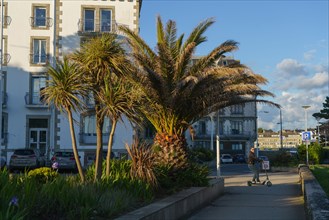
[0, 0, 142, 166]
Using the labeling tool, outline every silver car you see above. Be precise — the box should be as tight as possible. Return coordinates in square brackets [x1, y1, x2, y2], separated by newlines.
[51, 151, 78, 171]
[9, 148, 45, 171]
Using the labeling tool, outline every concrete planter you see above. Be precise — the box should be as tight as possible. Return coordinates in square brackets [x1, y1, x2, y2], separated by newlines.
[116, 177, 224, 220]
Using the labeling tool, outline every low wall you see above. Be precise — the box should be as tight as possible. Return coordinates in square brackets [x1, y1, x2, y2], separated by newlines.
[115, 177, 224, 220]
[299, 165, 329, 220]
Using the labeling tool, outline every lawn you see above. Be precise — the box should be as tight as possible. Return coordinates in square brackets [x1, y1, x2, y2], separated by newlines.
[310, 165, 329, 197]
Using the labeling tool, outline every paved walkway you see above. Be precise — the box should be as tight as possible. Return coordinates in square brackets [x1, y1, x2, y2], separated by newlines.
[188, 172, 306, 220]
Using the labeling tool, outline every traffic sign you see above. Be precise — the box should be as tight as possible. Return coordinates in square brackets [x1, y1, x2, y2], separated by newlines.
[301, 131, 312, 141]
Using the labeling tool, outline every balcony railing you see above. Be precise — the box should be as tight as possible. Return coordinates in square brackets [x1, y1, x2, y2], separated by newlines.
[79, 133, 110, 144]
[25, 92, 47, 108]
[29, 54, 50, 65]
[1, 53, 11, 65]
[2, 16, 11, 26]
[194, 131, 251, 139]
[78, 19, 129, 35]
[30, 17, 53, 28]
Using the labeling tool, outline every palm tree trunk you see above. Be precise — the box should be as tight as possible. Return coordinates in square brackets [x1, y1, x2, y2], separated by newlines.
[154, 133, 189, 171]
[106, 119, 117, 176]
[67, 109, 85, 182]
[94, 107, 104, 181]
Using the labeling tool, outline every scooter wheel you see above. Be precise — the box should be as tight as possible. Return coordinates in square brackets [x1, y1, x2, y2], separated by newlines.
[247, 181, 252, 186]
[266, 181, 272, 187]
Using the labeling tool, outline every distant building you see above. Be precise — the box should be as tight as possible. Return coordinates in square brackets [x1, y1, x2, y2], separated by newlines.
[257, 129, 303, 149]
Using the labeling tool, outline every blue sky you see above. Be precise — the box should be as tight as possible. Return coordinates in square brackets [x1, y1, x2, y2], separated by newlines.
[139, 0, 329, 131]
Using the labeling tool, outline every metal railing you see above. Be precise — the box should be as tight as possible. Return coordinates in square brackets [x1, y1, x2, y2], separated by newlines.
[78, 19, 129, 34]
[30, 17, 53, 28]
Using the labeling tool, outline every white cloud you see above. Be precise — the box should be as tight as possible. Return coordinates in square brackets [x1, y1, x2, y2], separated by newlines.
[276, 59, 307, 76]
[304, 49, 316, 61]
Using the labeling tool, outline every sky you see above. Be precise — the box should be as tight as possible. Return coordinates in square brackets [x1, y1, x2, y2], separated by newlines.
[139, 0, 329, 132]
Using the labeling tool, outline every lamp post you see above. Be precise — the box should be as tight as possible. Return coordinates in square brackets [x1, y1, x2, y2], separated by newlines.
[256, 110, 268, 157]
[209, 112, 216, 151]
[279, 108, 283, 149]
[302, 105, 311, 165]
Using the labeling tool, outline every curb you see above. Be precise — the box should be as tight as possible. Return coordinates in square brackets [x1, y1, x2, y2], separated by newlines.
[115, 177, 224, 220]
[298, 164, 329, 220]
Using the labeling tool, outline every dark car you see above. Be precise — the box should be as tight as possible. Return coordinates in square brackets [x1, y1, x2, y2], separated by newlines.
[9, 148, 45, 172]
[51, 151, 80, 171]
[233, 154, 246, 163]
[85, 151, 115, 168]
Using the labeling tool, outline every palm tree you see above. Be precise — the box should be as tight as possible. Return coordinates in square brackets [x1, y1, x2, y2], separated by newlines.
[70, 33, 131, 181]
[42, 57, 88, 182]
[99, 75, 142, 176]
[119, 16, 277, 171]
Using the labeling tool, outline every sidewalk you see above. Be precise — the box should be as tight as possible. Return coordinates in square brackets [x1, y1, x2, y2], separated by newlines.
[187, 172, 306, 220]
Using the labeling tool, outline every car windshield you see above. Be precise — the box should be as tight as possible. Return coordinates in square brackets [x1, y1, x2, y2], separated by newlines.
[14, 150, 34, 156]
[223, 155, 231, 159]
[55, 152, 74, 157]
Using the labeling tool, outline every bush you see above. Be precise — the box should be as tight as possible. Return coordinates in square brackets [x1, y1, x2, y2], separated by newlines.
[271, 150, 299, 167]
[27, 167, 59, 183]
[188, 147, 215, 163]
[155, 162, 209, 194]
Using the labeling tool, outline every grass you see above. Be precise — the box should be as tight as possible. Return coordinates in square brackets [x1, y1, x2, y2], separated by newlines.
[310, 165, 329, 197]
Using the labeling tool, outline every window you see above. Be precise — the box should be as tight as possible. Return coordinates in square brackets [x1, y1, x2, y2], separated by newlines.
[80, 113, 112, 144]
[35, 7, 46, 27]
[31, 75, 47, 105]
[84, 9, 95, 32]
[30, 37, 49, 65]
[199, 121, 206, 135]
[80, 6, 114, 33]
[31, 4, 51, 29]
[231, 104, 244, 115]
[100, 9, 112, 32]
[231, 121, 243, 135]
[232, 143, 243, 150]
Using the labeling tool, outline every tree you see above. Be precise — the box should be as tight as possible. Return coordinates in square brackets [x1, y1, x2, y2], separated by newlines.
[99, 75, 141, 176]
[42, 57, 88, 182]
[313, 96, 329, 120]
[119, 16, 276, 172]
[70, 33, 131, 181]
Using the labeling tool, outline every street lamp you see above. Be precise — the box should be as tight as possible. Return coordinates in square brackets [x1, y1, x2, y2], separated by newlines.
[209, 112, 216, 151]
[256, 110, 268, 157]
[279, 108, 283, 149]
[302, 105, 311, 165]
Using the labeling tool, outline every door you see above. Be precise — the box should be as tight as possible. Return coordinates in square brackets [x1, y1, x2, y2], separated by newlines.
[29, 128, 47, 156]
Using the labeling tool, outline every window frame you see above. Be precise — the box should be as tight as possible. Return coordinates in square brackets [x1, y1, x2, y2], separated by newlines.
[29, 74, 48, 105]
[80, 5, 115, 33]
[31, 4, 51, 29]
[30, 36, 50, 66]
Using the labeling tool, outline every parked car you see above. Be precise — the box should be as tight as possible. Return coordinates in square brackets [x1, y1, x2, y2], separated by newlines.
[51, 151, 80, 171]
[9, 148, 45, 172]
[233, 154, 246, 163]
[86, 151, 116, 168]
[221, 154, 233, 164]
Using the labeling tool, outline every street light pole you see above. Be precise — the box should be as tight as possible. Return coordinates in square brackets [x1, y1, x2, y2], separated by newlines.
[302, 105, 310, 165]
[280, 108, 283, 149]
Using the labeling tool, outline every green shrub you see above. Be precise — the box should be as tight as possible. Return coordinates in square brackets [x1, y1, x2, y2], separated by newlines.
[155, 162, 209, 194]
[27, 167, 59, 183]
[271, 150, 298, 167]
[308, 142, 323, 164]
[189, 147, 215, 163]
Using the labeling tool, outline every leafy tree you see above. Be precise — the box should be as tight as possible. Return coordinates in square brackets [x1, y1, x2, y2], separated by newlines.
[313, 96, 329, 120]
[70, 33, 131, 181]
[42, 57, 88, 182]
[119, 16, 276, 172]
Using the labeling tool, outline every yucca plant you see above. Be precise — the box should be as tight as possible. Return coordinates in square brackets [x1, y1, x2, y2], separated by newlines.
[125, 139, 158, 189]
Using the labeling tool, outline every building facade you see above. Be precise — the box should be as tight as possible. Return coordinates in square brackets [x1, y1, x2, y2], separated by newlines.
[257, 129, 303, 149]
[0, 0, 142, 166]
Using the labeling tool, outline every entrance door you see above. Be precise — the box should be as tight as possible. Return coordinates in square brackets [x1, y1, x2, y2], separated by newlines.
[29, 128, 47, 156]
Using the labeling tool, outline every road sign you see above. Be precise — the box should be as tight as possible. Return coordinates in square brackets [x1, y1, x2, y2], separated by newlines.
[301, 131, 312, 141]
[262, 161, 270, 170]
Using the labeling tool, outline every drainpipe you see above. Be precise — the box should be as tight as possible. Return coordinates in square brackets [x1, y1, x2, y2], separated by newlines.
[0, 0, 4, 161]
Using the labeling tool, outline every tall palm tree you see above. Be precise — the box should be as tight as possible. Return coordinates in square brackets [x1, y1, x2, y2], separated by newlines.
[70, 33, 131, 181]
[99, 75, 142, 176]
[42, 57, 88, 182]
[120, 16, 277, 171]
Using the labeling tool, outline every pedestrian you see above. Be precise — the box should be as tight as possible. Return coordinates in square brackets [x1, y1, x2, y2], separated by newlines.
[248, 147, 262, 183]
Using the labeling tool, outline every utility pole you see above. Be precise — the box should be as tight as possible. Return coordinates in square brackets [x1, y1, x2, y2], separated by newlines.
[0, 0, 4, 162]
